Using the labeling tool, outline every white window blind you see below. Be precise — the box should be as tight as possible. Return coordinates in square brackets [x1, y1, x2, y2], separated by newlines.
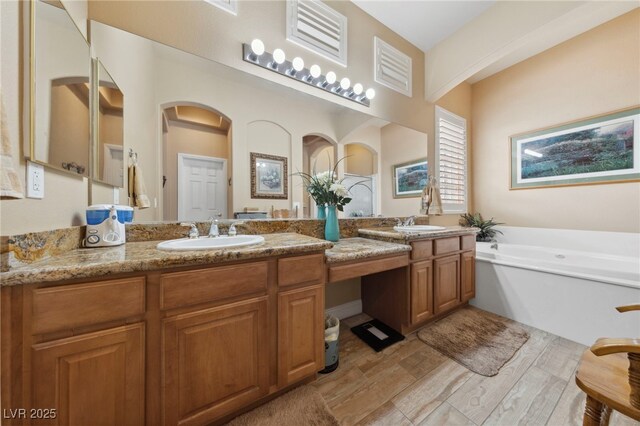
[374, 37, 412, 97]
[435, 106, 467, 213]
[286, 0, 348, 66]
[204, 0, 237, 15]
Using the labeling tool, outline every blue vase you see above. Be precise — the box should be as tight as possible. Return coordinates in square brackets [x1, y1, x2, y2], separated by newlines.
[325, 205, 340, 242]
[317, 204, 327, 219]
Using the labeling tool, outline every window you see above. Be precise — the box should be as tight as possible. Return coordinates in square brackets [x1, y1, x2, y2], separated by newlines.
[286, 0, 348, 66]
[204, 0, 237, 15]
[374, 37, 412, 97]
[435, 106, 467, 213]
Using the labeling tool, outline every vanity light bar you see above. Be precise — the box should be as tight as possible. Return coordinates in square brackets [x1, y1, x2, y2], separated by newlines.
[242, 42, 373, 107]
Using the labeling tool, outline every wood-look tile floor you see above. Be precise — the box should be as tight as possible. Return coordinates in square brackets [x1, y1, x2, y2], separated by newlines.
[311, 313, 639, 426]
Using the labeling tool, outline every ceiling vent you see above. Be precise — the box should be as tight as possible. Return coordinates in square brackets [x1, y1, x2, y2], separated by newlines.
[374, 37, 412, 97]
[205, 0, 237, 16]
[286, 0, 348, 66]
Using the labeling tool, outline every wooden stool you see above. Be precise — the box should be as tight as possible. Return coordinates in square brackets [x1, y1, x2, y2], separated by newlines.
[575, 304, 640, 425]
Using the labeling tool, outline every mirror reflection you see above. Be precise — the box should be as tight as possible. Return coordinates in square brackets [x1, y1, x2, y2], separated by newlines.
[89, 21, 428, 222]
[96, 61, 124, 187]
[32, 0, 90, 177]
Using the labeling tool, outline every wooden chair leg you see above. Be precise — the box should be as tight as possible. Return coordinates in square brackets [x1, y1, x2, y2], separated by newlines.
[583, 395, 608, 426]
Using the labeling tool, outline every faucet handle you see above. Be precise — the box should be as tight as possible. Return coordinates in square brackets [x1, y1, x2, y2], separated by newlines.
[180, 222, 199, 239]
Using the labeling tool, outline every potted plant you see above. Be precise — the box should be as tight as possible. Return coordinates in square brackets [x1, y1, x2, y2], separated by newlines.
[459, 213, 504, 242]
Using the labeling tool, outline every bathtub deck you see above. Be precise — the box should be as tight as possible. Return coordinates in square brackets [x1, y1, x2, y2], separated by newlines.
[312, 312, 638, 426]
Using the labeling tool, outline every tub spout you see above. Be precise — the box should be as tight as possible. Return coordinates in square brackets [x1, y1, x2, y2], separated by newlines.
[490, 242, 499, 250]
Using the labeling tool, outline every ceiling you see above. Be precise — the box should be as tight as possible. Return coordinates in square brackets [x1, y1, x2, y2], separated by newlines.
[352, 0, 495, 52]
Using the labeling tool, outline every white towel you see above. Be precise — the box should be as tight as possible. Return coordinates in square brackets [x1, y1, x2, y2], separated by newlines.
[0, 89, 24, 199]
[128, 163, 150, 209]
[428, 177, 443, 216]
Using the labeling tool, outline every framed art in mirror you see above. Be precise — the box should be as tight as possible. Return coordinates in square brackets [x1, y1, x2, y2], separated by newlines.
[392, 158, 427, 198]
[510, 106, 640, 190]
[250, 152, 288, 199]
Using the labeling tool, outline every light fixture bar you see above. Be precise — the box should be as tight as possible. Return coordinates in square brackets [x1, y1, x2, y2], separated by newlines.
[242, 43, 371, 107]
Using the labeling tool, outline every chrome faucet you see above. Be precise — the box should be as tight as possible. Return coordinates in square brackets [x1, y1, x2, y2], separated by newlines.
[228, 221, 244, 237]
[490, 241, 499, 250]
[208, 217, 219, 238]
[397, 216, 416, 227]
[180, 223, 199, 239]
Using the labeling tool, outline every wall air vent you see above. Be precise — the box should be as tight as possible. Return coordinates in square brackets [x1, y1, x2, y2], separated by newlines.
[286, 0, 348, 67]
[374, 37, 412, 97]
[204, 0, 237, 16]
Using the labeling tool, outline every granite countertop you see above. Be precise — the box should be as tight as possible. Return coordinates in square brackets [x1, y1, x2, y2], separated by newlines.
[325, 237, 411, 264]
[358, 226, 478, 243]
[0, 233, 332, 287]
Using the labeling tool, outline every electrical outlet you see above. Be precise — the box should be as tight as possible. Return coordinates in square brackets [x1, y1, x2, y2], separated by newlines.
[113, 187, 120, 204]
[26, 161, 44, 199]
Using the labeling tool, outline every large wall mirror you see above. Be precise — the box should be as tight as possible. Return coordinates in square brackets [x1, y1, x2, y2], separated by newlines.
[85, 20, 428, 222]
[94, 60, 124, 187]
[30, 0, 91, 177]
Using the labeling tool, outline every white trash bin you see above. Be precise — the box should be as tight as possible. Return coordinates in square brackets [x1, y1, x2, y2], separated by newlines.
[319, 315, 339, 374]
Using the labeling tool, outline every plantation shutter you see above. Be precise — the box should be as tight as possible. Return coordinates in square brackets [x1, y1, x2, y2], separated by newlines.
[436, 106, 467, 213]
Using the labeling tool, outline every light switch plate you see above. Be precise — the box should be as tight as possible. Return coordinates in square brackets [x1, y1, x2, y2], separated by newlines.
[26, 161, 44, 199]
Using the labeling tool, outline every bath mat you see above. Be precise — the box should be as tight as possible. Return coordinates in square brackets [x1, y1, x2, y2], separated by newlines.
[351, 319, 405, 352]
[417, 306, 529, 376]
[227, 385, 338, 426]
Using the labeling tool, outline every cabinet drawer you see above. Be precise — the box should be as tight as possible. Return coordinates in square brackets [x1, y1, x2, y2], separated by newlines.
[411, 240, 433, 260]
[278, 254, 324, 287]
[32, 277, 146, 335]
[434, 237, 460, 256]
[461, 235, 476, 251]
[160, 262, 268, 310]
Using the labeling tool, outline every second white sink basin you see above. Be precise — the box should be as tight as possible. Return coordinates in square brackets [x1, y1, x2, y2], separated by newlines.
[157, 235, 265, 251]
[393, 225, 446, 233]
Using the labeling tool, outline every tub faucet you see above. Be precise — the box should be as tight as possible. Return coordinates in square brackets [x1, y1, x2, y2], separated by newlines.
[180, 223, 199, 239]
[490, 242, 499, 250]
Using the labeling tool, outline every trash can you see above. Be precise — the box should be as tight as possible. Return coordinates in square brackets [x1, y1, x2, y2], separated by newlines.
[319, 315, 340, 374]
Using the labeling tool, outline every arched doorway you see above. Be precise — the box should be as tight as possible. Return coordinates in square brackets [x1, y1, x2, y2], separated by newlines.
[343, 142, 378, 217]
[302, 134, 337, 218]
[160, 102, 232, 221]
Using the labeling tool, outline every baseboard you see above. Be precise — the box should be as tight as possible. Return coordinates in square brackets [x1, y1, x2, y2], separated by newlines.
[325, 299, 362, 320]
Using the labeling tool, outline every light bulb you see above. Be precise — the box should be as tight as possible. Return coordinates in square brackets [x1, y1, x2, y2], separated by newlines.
[365, 88, 376, 100]
[340, 77, 350, 90]
[292, 57, 304, 72]
[310, 64, 321, 79]
[250, 39, 265, 56]
[273, 48, 286, 64]
[353, 83, 363, 95]
[325, 71, 336, 85]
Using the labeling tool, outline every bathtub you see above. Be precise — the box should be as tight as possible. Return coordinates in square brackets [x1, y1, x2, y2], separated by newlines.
[473, 241, 640, 346]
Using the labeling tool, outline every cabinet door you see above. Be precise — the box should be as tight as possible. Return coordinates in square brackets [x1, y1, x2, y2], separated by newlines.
[278, 285, 324, 387]
[461, 251, 476, 302]
[410, 260, 433, 325]
[163, 297, 269, 426]
[434, 254, 461, 314]
[31, 323, 144, 426]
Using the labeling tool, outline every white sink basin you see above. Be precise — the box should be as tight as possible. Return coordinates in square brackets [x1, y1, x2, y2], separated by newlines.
[157, 235, 265, 251]
[393, 225, 446, 233]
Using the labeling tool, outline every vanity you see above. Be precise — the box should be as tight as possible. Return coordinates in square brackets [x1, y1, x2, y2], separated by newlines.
[1, 227, 475, 426]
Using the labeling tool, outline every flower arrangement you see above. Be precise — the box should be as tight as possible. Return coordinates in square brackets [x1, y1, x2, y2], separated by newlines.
[295, 158, 363, 212]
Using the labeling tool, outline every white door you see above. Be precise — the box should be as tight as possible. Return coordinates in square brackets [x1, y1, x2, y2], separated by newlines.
[177, 153, 227, 221]
[103, 144, 124, 187]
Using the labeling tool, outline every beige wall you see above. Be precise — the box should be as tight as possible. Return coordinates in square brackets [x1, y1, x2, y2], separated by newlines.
[48, 85, 90, 173]
[163, 123, 229, 221]
[471, 9, 640, 233]
[345, 144, 375, 176]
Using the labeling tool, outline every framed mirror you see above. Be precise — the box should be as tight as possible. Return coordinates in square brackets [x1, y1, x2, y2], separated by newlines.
[94, 60, 124, 187]
[29, 0, 91, 177]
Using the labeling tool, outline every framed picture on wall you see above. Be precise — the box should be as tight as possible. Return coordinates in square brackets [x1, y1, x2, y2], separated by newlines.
[510, 106, 640, 190]
[392, 158, 428, 198]
[250, 152, 288, 199]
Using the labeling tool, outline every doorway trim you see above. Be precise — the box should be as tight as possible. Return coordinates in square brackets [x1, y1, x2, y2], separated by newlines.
[102, 144, 124, 187]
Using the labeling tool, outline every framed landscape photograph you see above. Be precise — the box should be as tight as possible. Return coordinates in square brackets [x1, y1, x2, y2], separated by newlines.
[250, 152, 288, 199]
[511, 107, 640, 189]
[392, 158, 428, 198]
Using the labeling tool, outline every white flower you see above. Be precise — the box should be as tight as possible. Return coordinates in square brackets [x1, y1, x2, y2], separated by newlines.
[330, 183, 349, 198]
[315, 171, 333, 185]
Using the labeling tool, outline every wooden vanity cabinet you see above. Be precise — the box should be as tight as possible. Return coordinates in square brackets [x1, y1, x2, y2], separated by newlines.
[407, 234, 476, 330]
